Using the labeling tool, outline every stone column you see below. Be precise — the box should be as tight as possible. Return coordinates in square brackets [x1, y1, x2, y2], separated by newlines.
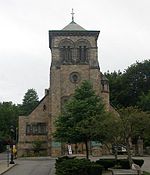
[137, 137, 143, 156]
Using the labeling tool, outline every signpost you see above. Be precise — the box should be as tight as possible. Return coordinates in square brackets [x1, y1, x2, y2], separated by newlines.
[6, 145, 10, 167]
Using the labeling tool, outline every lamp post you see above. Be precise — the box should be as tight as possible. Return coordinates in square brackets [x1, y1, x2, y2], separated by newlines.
[10, 126, 15, 164]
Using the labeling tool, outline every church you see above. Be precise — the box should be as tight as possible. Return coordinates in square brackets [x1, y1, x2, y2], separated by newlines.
[18, 12, 114, 157]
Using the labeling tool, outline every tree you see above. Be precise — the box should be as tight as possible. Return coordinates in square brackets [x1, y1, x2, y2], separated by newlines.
[0, 102, 20, 150]
[137, 90, 150, 112]
[105, 60, 150, 109]
[101, 107, 150, 166]
[118, 107, 150, 167]
[104, 70, 123, 108]
[54, 80, 107, 159]
[100, 113, 124, 160]
[21, 89, 39, 115]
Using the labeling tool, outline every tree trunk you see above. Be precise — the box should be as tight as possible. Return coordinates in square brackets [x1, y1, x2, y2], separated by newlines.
[85, 141, 89, 159]
[114, 148, 118, 163]
[126, 137, 133, 168]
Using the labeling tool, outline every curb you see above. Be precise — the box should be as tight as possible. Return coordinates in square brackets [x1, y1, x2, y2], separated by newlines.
[0, 164, 16, 175]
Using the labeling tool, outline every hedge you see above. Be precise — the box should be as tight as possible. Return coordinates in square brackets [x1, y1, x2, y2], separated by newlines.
[95, 158, 144, 170]
[55, 157, 103, 175]
[96, 159, 116, 170]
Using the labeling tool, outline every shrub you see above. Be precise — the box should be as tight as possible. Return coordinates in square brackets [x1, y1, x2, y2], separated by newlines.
[56, 158, 90, 175]
[32, 140, 43, 153]
[56, 156, 76, 164]
[95, 158, 144, 170]
[117, 159, 130, 169]
[132, 159, 144, 167]
[96, 159, 116, 170]
[88, 163, 103, 175]
[117, 159, 144, 169]
[55, 158, 103, 175]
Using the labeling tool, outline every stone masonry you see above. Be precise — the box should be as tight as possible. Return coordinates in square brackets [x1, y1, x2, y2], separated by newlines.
[18, 19, 112, 157]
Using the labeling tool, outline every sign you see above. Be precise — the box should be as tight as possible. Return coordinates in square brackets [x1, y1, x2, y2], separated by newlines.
[91, 141, 102, 147]
[67, 144, 72, 155]
[52, 141, 61, 148]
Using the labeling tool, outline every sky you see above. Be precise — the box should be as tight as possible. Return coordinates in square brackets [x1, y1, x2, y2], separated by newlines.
[0, 0, 150, 104]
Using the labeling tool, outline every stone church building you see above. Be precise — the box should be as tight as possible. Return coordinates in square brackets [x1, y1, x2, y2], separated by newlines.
[18, 15, 113, 157]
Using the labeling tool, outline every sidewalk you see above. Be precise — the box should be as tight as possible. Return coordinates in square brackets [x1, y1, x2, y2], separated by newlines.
[0, 161, 16, 175]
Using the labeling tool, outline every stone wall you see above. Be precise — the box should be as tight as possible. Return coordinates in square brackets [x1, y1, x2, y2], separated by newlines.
[18, 94, 50, 156]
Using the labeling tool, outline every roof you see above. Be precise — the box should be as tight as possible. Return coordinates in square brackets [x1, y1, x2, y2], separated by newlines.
[62, 21, 86, 31]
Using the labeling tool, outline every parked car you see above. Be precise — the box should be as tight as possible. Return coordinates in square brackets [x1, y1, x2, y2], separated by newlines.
[112, 144, 127, 154]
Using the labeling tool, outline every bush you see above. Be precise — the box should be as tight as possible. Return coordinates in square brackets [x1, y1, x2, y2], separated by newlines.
[95, 158, 144, 170]
[56, 158, 90, 175]
[117, 159, 130, 169]
[132, 159, 144, 167]
[96, 159, 116, 170]
[55, 158, 103, 175]
[56, 156, 76, 164]
[88, 163, 103, 175]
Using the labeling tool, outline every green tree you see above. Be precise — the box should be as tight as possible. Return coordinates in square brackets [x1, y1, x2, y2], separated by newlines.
[118, 107, 150, 167]
[0, 102, 20, 150]
[101, 107, 150, 166]
[137, 90, 150, 112]
[105, 60, 150, 109]
[104, 71, 123, 108]
[122, 60, 150, 107]
[100, 113, 124, 160]
[21, 89, 39, 115]
[54, 80, 107, 159]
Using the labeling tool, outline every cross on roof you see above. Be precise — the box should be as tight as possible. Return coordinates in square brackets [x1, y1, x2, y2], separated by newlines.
[71, 8, 75, 22]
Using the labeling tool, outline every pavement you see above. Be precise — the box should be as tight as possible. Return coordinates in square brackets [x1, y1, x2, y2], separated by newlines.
[0, 155, 150, 175]
[0, 161, 16, 175]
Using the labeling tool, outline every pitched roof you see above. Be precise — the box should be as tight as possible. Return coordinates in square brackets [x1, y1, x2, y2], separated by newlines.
[62, 21, 86, 31]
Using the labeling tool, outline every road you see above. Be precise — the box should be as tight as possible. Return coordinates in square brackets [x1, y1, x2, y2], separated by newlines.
[1, 153, 150, 174]
[3, 159, 55, 175]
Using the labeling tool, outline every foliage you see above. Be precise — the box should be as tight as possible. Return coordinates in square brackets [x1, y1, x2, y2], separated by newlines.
[105, 70, 123, 108]
[0, 88, 39, 151]
[55, 158, 103, 175]
[137, 90, 150, 111]
[105, 60, 150, 109]
[54, 80, 108, 159]
[88, 163, 103, 175]
[143, 171, 150, 175]
[118, 107, 150, 166]
[117, 159, 144, 169]
[96, 159, 116, 170]
[118, 107, 150, 143]
[132, 159, 144, 167]
[0, 102, 20, 149]
[96, 158, 144, 170]
[21, 88, 39, 115]
[32, 140, 43, 153]
[56, 156, 76, 164]
[56, 158, 90, 175]
[117, 159, 130, 169]
[101, 107, 150, 164]
[99, 113, 123, 145]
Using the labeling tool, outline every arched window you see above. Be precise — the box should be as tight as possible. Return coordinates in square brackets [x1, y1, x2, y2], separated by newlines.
[59, 39, 74, 64]
[75, 39, 91, 64]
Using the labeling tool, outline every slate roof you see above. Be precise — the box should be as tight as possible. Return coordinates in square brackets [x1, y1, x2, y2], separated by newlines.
[62, 21, 86, 31]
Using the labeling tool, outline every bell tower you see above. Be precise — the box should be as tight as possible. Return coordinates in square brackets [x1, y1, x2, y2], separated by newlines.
[48, 12, 109, 156]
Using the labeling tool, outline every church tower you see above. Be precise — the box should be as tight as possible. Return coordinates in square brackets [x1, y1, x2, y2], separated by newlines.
[48, 12, 109, 156]
[18, 11, 110, 157]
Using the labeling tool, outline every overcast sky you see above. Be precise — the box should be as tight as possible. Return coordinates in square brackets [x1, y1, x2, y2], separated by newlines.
[0, 0, 150, 104]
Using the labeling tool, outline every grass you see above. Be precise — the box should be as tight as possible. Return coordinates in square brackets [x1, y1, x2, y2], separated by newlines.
[143, 171, 150, 175]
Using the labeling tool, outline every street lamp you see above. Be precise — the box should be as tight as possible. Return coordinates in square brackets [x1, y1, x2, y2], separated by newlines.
[10, 125, 15, 164]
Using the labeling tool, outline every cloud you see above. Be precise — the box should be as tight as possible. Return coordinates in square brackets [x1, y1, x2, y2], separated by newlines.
[0, 0, 150, 103]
